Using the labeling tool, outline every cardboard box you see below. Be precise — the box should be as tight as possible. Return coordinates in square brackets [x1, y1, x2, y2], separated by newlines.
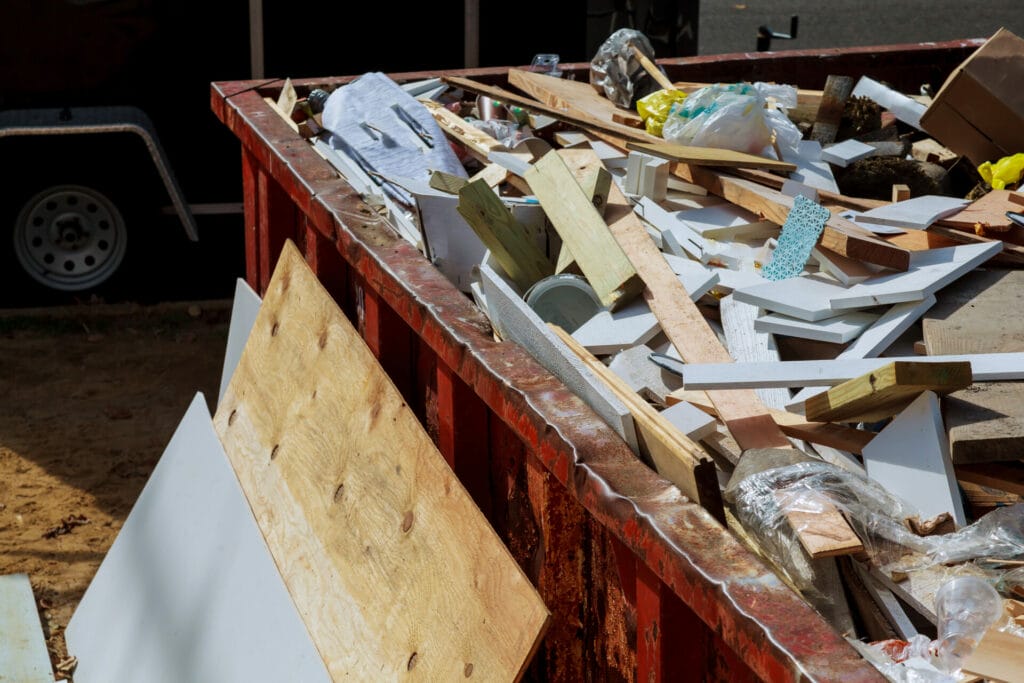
[921, 28, 1024, 166]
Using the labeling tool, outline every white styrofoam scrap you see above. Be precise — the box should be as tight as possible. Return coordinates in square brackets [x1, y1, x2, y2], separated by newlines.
[820, 138, 876, 167]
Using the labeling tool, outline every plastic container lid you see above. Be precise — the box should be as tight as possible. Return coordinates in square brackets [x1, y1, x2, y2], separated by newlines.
[523, 274, 603, 334]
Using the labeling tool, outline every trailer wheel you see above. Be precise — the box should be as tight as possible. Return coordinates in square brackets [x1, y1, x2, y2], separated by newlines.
[12, 184, 128, 292]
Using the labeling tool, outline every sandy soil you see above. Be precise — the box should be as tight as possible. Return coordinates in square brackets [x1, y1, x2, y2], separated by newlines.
[0, 300, 230, 677]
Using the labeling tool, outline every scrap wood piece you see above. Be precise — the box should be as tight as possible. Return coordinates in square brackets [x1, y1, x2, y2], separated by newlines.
[629, 44, 675, 92]
[962, 627, 1024, 683]
[442, 75, 657, 146]
[809, 75, 854, 145]
[956, 461, 1024, 497]
[774, 489, 865, 558]
[923, 268, 1024, 464]
[456, 179, 553, 292]
[803, 360, 972, 424]
[557, 148, 791, 450]
[555, 163, 612, 274]
[625, 140, 796, 173]
[768, 409, 875, 455]
[549, 323, 725, 524]
[214, 241, 550, 681]
[507, 68, 646, 130]
[938, 189, 1024, 234]
[524, 150, 643, 310]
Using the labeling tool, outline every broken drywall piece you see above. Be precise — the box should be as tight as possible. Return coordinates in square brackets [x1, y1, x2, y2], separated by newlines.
[828, 241, 1002, 311]
[855, 195, 970, 231]
[820, 139, 876, 167]
[755, 310, 880, 344]
[782, 140, 840, 194]
[762, 196, 831, 281]
[66, 393, 331, 683]
[660, 401, 718, 441]
[479, 255, 639, 452]
[219, 278, 262, 406]
[861, 391, 967, 526]
[572, 297, 661, 355]
[0, 574, 54, 683]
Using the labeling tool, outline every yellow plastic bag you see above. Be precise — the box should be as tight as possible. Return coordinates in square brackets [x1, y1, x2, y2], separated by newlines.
[636, 88, 687, 137]
[978, 152, 1024, 190]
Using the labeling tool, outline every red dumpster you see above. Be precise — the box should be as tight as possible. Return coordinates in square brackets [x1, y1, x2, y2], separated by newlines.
[210, 39, 984, 682]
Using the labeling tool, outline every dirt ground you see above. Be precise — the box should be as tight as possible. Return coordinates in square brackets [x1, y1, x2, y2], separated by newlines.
[0, 299, 231, 677]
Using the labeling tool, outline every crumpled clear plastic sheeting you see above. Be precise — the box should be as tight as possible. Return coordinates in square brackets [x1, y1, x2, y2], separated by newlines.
[589, 28, 659, 109]
[661, 82, 803, 155]
[925, 504, 1024, 567]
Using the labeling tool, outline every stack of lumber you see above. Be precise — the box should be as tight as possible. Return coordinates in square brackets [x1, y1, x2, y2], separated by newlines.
[275, 64, 1024, 667]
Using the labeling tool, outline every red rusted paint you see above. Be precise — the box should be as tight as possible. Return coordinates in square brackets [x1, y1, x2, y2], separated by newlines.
[256, 169, 296, 292]
[209, 55, 909, 679]
[241, 149, 260, 292]
[436, 363, 493, 515]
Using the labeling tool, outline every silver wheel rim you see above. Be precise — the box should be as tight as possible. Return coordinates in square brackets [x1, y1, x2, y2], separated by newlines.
[13, 185, 127, 291]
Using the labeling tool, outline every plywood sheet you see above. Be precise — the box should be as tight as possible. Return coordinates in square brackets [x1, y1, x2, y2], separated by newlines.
[214, 242, 549, 681]
[923, 268, 1024, 463]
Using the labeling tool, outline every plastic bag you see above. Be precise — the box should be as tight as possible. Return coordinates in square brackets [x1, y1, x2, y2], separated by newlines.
[661, 82, 803, 156]
[589, 28, 659, 109]
[978, 152, 1024, 190]
[635, 88, 687, 137]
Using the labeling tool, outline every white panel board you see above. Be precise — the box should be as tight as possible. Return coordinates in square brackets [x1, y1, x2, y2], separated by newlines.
[861, 391, 967, 525]
[219, 278, 262, 405]
[733, 273, 853, 321]
[719, 295, 790, 409]
[659, 401, 717, 441]
[65, 393, 330, 683]
[855, 195, 969, 231]
[572, 297, 661, 355]
[479, 257, 639, 451]
[755, 310, 879, 344]
[0, 574, 54, 683]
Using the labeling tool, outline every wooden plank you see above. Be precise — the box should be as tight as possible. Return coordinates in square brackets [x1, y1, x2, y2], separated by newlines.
[773, 489, 864, 558]
[938, 190, 1023, 234]
[630, 44, 675, 92]
[558, 149, 791, 450]
[525, 151, 643, 311]
[507, 68, 646, 130]
[803, 360, 972, 423]
[549, 324, 725, 524]
[625, 140, 796, 173]
[456, 179, 553, 292]
[768, 409, 875, 455]
[0, 574, 54, 683]
[923, 268, 1024, 464]
[861, 391, 968, 525]
[66, 394, 331, 683]
[963, 627, 1024, 682]
[956, 461, 1024, 497]
[555, 164, 612, 274]
[809, 75, 854, 145]
[214, 241, 550, 681]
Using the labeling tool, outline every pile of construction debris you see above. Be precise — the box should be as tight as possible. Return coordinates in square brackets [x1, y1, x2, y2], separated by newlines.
[267, 27, 1024, 681]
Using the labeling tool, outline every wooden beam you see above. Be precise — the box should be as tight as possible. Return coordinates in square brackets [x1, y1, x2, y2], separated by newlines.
[507, 68, 647, 131]
[557, 148, 791, 450]
[524, 150, 643, 311]
[549, 324, 725, 524]
[456, 179, 553, 292]
[956, 461, 1024, 497]
[803, 360, 973, 423]
[625, 140, 796, 173]
[215, 241, 550, 681]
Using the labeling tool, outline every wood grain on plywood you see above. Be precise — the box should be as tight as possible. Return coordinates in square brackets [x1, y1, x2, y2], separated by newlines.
[214, 241, 549, 682]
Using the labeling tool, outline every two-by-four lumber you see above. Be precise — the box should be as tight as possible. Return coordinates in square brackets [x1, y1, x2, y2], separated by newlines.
[773, 489, 865, 558]
[525, 150, 643, 310]
[555, 164, 612, 274]
[803, 360, 973, 424]
[558, 148, 791, 450]
[625, 140, 797, 173]
[456, 179, 553, 292]
[549, 324, 725, 524]
[214, 241, 550, 681]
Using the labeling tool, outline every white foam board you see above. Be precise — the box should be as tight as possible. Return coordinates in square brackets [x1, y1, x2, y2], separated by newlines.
[862, 391, 967, 526]
[478, 256, 639, 451]
[855, 195, 969, 231]
[219, 278, 262, 406]
[659, 401, 717, 441]
[65, 393, 330, 683]
[828, 242, 1001, 310]
[0, 574, 54, 683]
[755, 310, 880, 344]
[733, 273, 853, 322]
